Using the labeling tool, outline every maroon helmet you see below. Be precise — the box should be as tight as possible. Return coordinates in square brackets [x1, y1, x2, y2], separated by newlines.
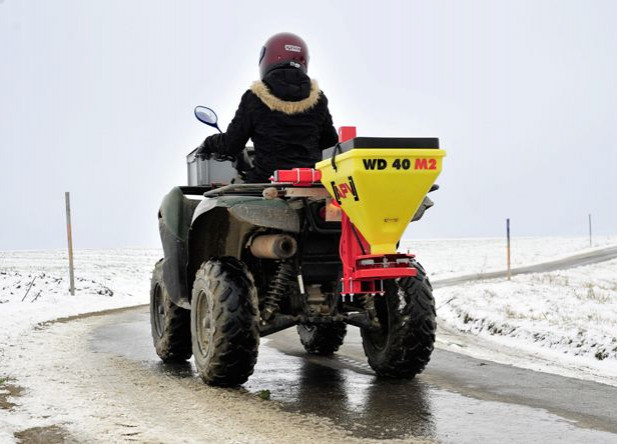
[259, 32, 309, 79]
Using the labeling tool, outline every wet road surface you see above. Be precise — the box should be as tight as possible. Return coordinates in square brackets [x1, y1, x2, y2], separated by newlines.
[93, 307, 617, 443]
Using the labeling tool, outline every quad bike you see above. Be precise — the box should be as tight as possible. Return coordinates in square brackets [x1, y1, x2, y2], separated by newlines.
[150, 106, 446, 386]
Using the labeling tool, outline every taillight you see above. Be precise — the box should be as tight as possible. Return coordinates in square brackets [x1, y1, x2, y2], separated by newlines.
[320, 201, 342, 222]
[318, 205, 326, 220]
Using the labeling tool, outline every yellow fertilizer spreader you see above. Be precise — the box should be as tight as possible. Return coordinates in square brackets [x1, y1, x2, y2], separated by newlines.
[315, 136, 445, 295]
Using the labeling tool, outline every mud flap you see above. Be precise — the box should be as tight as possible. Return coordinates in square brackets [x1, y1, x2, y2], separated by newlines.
[158, 187, 200, 309]
[411, 196, 434, 222]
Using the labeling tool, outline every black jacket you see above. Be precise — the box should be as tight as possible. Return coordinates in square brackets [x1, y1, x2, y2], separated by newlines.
[202, 69, 338, 183]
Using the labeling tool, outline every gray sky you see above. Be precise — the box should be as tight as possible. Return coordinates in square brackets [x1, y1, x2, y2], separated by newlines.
[1, 0, 616, 250]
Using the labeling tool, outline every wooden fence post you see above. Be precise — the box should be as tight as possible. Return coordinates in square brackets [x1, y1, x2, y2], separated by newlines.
[588, 213, 592, 247]
[506, 218, 511, 281]
[65, 192, 75, 295]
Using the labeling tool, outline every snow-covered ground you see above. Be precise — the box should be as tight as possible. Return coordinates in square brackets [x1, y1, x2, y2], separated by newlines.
[400, 235, 617, 279]
[1, 237, 617, 441]
[1, 238, 616, 369]
[0, 249, 161, 442]
[0, 249, 160, 346]
[436, 257, 617, 384]
[402, 235, 617, 385]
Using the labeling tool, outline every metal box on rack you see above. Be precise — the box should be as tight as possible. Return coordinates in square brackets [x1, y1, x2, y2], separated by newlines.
[186, 149, 236, 186]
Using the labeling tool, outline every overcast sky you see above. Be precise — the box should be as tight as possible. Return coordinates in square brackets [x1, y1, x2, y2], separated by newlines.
[1, 0, 616, 250]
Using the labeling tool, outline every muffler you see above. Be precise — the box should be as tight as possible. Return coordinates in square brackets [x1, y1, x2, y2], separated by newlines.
[250, 234, 297, 259]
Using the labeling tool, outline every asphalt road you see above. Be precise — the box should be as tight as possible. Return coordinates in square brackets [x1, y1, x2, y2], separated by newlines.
[85, 246, 617, 442]
[91, 308, 617, 443]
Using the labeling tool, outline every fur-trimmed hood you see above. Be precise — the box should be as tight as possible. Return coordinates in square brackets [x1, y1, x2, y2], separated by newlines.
[251, 79, 321, 115]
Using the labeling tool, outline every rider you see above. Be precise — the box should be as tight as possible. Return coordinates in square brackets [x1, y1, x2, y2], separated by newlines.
[195, 32, 339, 183]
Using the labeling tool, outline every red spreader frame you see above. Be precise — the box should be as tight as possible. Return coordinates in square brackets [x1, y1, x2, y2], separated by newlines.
[338, 210, 416, 295]
[270, 125, 418, 298]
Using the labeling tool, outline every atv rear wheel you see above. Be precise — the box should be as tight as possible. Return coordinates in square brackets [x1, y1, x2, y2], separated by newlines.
[297, 323, 347, 356]
[150, 259, 192, 362]
[361, 261, 436, 378]
[191, 257, 260, 386]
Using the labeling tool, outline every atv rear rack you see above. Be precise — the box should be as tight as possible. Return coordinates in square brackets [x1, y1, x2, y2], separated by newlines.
[202, 183, 279, 197]
[202, 182, 328, 198]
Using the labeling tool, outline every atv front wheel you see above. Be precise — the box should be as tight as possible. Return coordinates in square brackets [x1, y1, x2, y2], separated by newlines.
[361, 261, 436, 378]
[191, 257, 260, 386]
[297, 323, 347, 356]
[150, 259, 192, 362]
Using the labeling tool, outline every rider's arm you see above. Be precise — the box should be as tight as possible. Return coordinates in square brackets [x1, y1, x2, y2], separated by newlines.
[201, 91, 253, 157]
[318, 93, 339, 150]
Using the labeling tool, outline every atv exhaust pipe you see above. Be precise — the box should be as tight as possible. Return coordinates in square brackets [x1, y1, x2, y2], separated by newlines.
[250, 234, 297, 259]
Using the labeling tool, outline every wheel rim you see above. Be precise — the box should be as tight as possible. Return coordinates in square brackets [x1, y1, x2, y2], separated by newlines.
[152, 284, 165, 338]
[195, 289, 214, 358]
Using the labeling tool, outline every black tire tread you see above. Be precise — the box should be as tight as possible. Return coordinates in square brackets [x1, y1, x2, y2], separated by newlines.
[150, 260, 192, 362]
[361, 260, 436, 378]
[191, 257, 259, 386]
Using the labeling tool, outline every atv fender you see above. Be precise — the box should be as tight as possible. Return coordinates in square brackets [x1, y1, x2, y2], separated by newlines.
[158, 187, 200, 309]
[187, 196, 300, 289]
[191, 196, 300, 233]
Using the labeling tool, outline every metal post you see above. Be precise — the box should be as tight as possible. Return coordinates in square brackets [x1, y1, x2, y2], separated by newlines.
[588, 213, 592, 247]
[506, 218, 511, 281]
[65, 192, 75, 295]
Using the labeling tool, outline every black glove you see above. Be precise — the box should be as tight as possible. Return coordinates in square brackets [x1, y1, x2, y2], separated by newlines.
[195, 142, 211, 160]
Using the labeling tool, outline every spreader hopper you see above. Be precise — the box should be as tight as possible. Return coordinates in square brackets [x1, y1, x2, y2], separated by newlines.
[316, 137, 446, 254]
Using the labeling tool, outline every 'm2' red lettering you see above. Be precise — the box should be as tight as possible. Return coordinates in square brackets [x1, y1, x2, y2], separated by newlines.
[414, 158, 437, 170]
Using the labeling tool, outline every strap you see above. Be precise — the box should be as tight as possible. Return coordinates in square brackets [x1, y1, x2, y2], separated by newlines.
[330, 142, 342, 172]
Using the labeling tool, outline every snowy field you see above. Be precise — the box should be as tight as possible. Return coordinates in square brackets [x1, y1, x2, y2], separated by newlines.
[0, 249, 161, 346]
[400, 235, 617, 279]
[436, 258, 617, 383]
[1, 236, 616, 386]
[1, 238, 617, 441]
[401, 235, 617, 384]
